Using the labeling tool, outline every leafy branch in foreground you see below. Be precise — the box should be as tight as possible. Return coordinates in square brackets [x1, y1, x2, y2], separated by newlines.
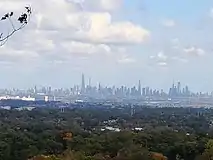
[0, 6, 32, 46]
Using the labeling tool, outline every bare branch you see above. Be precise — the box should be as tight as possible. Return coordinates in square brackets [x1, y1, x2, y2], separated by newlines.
[8, 16, 15, 30]
[0, 6, 32, 47]
[0, 28, 10, 46]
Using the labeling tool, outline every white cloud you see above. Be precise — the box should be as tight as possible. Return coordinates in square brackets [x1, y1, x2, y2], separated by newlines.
[40, 11, 150, 44]
[0, 46, 38, 63]
[150, 50, 188, 67]
[149, 51, 168, 67]
[27, 0, 149, 45]
[0, 1, 26, 11]
[79, 0, 123, 11]
[157, 51, 167, 61]
[162, 19, 176, 27]
[184, 46, 205, 56]
[157, 62, 167, 66]
[7, 30, 56, 53]
[0, 0, 149, 67]
[150, 51, 167, 61]
[149, 56, 155, 59]
[61, 41, 111, 56]
[99, 0, 123, 11]
[117, 55, 136, 64]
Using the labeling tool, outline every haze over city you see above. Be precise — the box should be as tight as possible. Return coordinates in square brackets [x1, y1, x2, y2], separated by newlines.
[2, 1, 213, 160]
[1, 0, 213, 91]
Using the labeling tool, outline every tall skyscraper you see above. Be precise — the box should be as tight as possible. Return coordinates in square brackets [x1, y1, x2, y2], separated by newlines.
[185, 85, 189, 96]
[34, 86, 37, 94]
[142, 88, 146, 96]
[138, 80, 141, 96]
[81, 74, 85, 94]
[177, 82, 181, 95]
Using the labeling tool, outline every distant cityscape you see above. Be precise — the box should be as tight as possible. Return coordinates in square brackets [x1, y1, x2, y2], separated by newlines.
[0, 74, 212, 105]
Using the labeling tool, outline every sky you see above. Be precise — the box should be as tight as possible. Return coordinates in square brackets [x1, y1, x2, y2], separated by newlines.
[0, 0, 213, 92]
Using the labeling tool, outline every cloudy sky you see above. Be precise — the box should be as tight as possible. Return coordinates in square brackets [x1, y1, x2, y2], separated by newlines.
[0, 0, 213, 92]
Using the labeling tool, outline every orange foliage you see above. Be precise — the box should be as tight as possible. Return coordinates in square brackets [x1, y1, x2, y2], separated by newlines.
[61, 132, 73, 141]
[152, 152, 167, 160]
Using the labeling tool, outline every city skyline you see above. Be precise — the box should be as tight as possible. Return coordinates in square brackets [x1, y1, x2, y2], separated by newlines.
[1, 73, 213, 103]
[1, 1, 213, 91]
[0, 73, 211, 95]
[0, 72, 212, 93]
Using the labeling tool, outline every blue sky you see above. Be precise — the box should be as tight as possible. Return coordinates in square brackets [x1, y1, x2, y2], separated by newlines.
[0, 0, 213, 92]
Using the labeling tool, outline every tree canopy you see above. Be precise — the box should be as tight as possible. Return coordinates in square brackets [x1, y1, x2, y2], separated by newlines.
[0, 106, 211, 160]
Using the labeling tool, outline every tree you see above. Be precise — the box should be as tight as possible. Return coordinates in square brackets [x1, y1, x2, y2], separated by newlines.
[195, 139, 213, 160]
[0, 6, 32, 46]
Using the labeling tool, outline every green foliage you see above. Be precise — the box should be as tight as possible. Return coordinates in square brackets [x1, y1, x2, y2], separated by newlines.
[206, 139, 213, 149]
[0, 107, 211, 160]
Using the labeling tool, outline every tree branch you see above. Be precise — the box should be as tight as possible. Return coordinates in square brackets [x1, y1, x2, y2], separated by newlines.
[0, 6, 32, 47]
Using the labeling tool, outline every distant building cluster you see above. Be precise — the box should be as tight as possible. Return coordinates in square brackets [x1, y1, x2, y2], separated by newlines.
[75, 74, 212, 99]
[168, 82, 190, 97]
[0, 93, 53, 102]
[0, 74, 212, 102]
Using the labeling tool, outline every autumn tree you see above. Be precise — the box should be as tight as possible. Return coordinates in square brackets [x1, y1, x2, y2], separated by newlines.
[0, 6, 32, 46]
[61, 132, 73, 150]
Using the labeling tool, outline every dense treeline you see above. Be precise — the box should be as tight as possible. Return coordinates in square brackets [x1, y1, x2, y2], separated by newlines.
[0, 106, 213, 160]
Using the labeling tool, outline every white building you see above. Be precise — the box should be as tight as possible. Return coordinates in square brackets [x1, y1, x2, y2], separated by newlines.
[0, 95, 35, 101]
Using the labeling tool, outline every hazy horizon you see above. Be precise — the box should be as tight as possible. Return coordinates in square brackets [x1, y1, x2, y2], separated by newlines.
[0, 0, 213, 92]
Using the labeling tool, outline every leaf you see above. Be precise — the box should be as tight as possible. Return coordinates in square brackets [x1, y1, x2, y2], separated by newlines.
[18, 16, 24, 23]
[25, 6, 31, 13]
[10, 12, 13, 17]
[1, 17, 6, 20]
[4, 13, 9, 18]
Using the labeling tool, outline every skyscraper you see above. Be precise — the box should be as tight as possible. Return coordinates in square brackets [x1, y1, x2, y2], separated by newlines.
[34, 85, 37, 94]
[138, 80, 141, 96]
[81, 74, 85, 94]
[142, 88, 146, 96]
[177, 82, 181, 95]
[185, 85, 189, 96]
